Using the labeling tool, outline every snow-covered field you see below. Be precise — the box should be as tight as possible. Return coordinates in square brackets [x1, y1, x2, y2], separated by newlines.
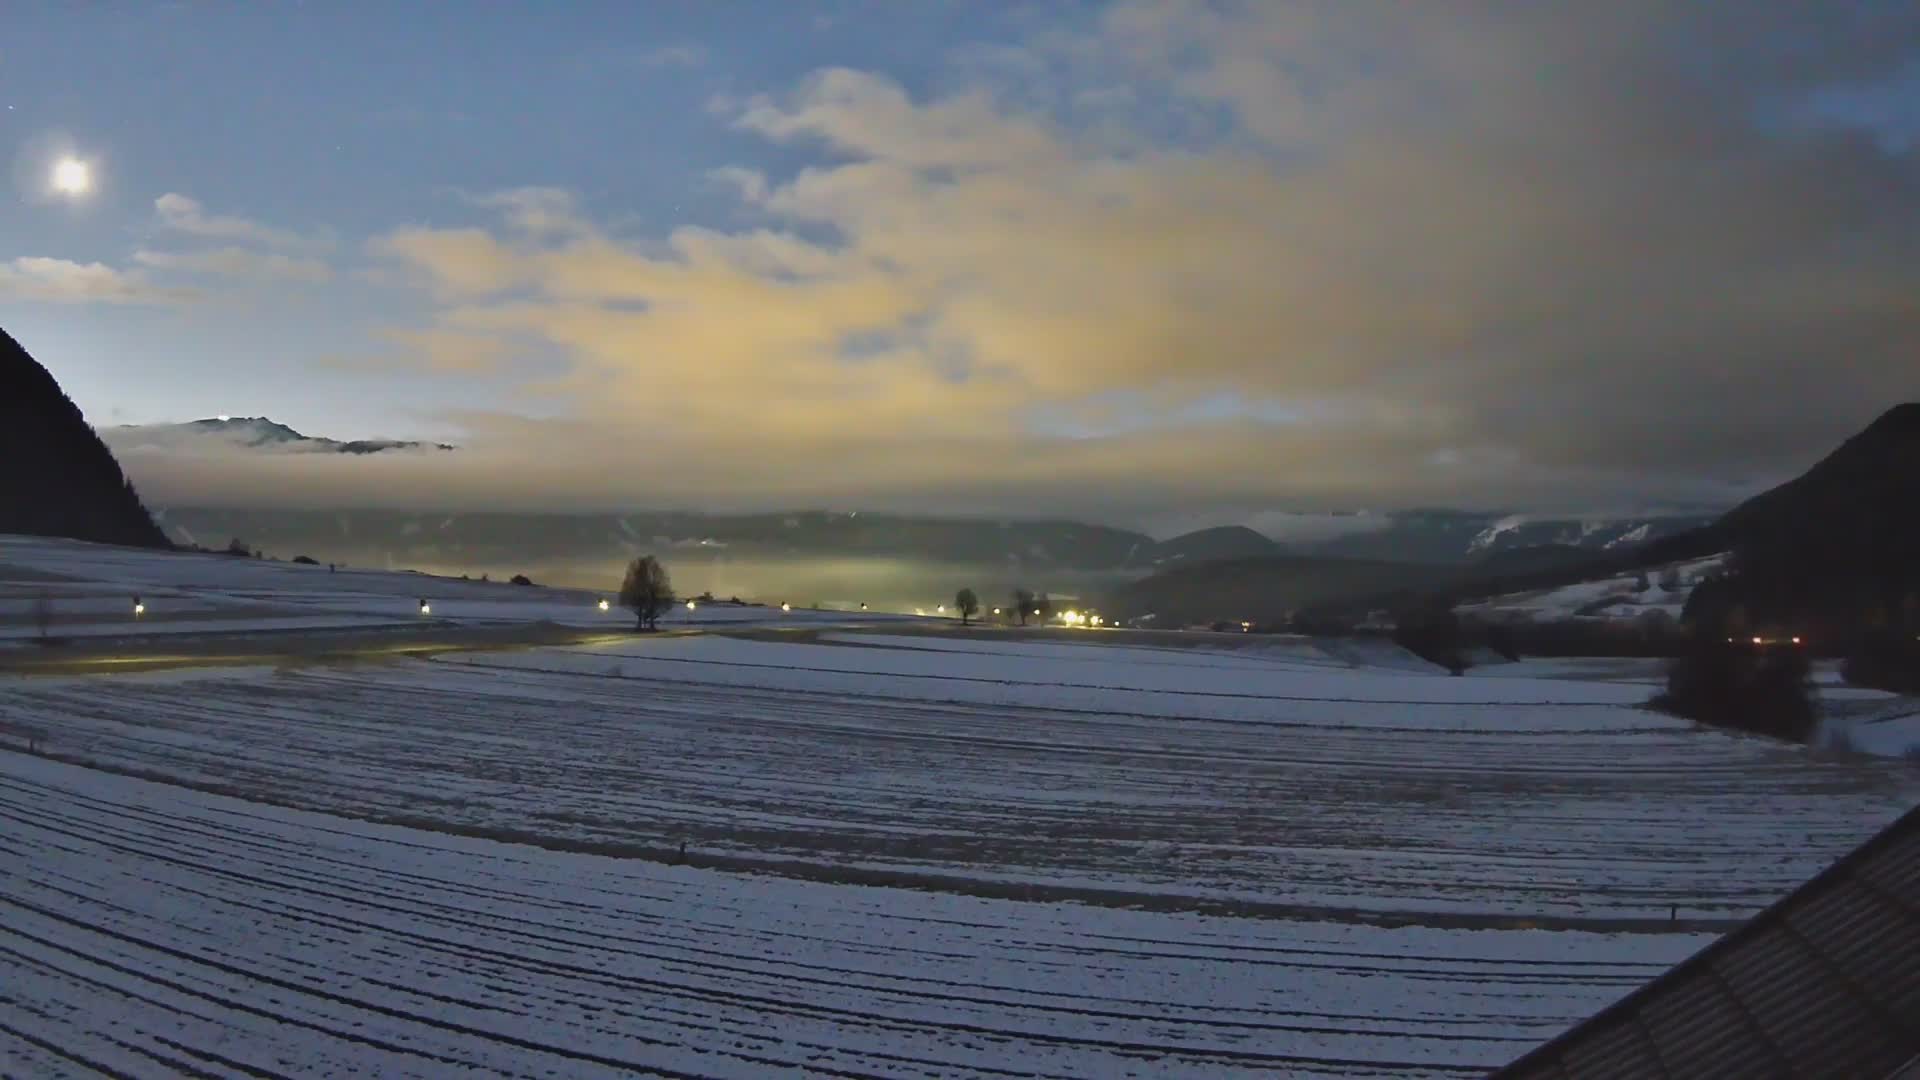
[9, 629, 1917, 923]
[0, 533, 917, 641]
[4, 534, 1918, 1076]
[0, 753, 1712, 1077]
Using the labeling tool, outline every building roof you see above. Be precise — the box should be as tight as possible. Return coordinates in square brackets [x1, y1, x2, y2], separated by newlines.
[1495, 802, 1920, 1080]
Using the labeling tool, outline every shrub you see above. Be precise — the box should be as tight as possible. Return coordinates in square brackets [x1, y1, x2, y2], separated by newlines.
[291, 555, 319, 565]
[509, 574, 534, 587]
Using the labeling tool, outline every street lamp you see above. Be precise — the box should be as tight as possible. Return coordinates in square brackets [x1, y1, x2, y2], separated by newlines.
[687, 600, 698, 611]
[598, 599, 610, 611]
[419, 599, 431, 615]
[781, 602, 792, 612]
[132, 595, 145, 617]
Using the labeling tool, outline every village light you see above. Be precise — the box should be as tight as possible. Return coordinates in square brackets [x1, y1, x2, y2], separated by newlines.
[687, 600, 698, 611]
[132, 596, 144, 616]
[597, 599, 610, 611]
[781, 602, 792, 612]
[419, 599, 431, 615]
[936, 604, 945, 614]
[1752, 636, 1764, 645]
[1792, 635, 1804, 646]
[992, 607, 1001, 616]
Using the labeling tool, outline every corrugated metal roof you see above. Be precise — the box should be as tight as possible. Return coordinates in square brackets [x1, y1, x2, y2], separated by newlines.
[1496, 803, 1920, 1080]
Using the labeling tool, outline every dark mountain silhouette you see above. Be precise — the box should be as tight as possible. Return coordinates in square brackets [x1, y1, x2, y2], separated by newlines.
[1133, 525, 1280, 567]
[1671, 403, 1920, 635]
[0, 327, 170, 548]
[1114, 405, 1920, 630]
[1107, 554, 1454, 627]
[1297, 509, 1714, 564]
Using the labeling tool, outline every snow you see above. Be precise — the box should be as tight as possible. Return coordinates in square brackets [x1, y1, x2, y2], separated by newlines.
[1818, 691, 1920, 759]
[5, 533, 1919, 1075]
[0, 752, 1714, 1077]
[0, 533, 927, 639]
[9, 633, 1916, 921]
[461, 631, 1663, 716]
[1457, 554, 1726, 624]
[1467, 515, 1530, 554]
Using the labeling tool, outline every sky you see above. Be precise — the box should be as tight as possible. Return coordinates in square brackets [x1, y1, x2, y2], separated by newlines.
[4, 1, 1919, 531]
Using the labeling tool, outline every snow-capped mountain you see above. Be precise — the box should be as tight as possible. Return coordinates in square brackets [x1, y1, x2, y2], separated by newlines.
[104, 417, 455, 455]
[1296, 509, 1717, 564]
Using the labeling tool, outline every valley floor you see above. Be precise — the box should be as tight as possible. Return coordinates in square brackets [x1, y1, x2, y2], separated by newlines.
[0, 752, 1703, 1078]
[3, 534, 1917, 1076]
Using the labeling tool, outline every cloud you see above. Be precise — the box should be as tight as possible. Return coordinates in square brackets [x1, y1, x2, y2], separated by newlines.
[169, 2, 1920, 522]
[0, 257, 199, 305]
[317, 327, 511, 376]
[640, 44, 706, 69]
[369, 227, 523, 297]
[706, 166, 768, 204]
[133, 247, 331, 283]
[154, 193, 308, 249]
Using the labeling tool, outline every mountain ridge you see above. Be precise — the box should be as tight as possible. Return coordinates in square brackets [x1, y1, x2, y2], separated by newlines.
[108, 416, 455, 455]
[0, 327, 170, 549]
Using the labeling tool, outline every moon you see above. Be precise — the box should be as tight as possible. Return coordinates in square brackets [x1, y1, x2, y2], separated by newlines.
[51, 157, 92, 197]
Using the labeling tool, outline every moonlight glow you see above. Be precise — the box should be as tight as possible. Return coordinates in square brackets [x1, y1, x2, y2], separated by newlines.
[51, 157, 92, 197]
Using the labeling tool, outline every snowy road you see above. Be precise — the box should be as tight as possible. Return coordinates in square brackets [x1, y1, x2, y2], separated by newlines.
[0, 752, 1705, 1078]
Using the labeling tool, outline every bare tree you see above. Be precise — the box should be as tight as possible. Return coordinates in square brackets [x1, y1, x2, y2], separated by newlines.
[1011, 587, 1035, 626]
[620, 556, 674, 631]
[955, 587, 979, 626]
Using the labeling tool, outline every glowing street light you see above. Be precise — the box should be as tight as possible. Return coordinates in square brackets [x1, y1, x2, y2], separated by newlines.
[859, 602, 868, 611]
[936, 604, 945, 614]
[1752, 636, 1764, 645]
[687, 600, 698, 611]
[419, 600, 432, 615]
[132, 595, 144, 617]
[597, 598, 610, 611]
[781, 602, 792, 613]
[992, 607, 1002, 616]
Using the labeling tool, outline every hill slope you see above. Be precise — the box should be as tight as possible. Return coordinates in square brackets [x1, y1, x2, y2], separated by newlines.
[1685, 403, 1920, 627]
[1107, 554, 1453, 626]
[1133, 525, 1280, 568]
[0, 327, 169, 549]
